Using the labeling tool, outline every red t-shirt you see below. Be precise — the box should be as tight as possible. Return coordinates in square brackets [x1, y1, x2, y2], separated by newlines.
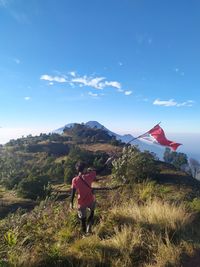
[71, 171, 96, 208]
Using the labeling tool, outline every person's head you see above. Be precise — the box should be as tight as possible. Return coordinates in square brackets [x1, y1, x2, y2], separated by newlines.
[75, 161, 86, 173]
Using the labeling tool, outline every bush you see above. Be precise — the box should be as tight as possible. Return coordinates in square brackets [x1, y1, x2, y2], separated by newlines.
[63, 147, 110, 183]
[112, 146, 158, 183]
[164, 148, 188, 170]
[63, 147, 92, 183]
[17, 175, 49, 200]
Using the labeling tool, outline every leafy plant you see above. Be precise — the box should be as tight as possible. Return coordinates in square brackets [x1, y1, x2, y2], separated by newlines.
[112, 146, 158, 183]
[4, 231, 17, 247]
[164, 148, 188, 170]
[17, 175, 49, 200]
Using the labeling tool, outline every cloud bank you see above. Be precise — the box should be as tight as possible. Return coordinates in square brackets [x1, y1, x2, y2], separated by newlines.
[40, 74, 66, 83]
[153, 99, 194, 107]
[40, 71, 132, 96]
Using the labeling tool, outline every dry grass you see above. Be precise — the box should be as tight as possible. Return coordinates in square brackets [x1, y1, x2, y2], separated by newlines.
[111, 199, 192, 231]
[137, 181, 156, 201]
[79, 143, 122, 154]
[144, 235, 182, 267]
[0, 181, 199, 267]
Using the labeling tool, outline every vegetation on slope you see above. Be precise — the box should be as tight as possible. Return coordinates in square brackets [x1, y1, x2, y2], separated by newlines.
[0, 125, 200, 266]
[0, 179, 200, 267]
[0, 124, 122, 199]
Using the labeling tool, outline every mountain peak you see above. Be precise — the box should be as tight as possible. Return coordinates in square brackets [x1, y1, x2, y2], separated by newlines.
[53, 121, 164, 159]
[85, 121, 107, 130]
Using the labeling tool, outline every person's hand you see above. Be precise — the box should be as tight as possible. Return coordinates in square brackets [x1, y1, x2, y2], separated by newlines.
[70, 203, 74, 210]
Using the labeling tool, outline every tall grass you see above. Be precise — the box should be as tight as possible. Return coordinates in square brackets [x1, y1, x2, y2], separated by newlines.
[110, 199, 192, 232]
[0, 182, 199, 267]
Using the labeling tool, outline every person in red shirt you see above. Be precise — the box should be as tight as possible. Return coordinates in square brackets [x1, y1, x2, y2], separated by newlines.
[70, 161, 97, 234]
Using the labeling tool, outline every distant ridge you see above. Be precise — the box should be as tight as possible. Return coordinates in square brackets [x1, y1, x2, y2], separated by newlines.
[53, 121, 165, 159]
[54, 121, 133, 142]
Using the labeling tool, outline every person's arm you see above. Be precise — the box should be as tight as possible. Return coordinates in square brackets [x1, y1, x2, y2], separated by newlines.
[70, 188, 76, 209]
[86, 169, 98, 182]
[87, 169, 104, 182]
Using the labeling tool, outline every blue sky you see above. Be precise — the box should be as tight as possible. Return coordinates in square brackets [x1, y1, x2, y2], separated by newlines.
[0, 0, 200, 145]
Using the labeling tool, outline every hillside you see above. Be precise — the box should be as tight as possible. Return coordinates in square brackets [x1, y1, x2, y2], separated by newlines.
[54, 121, 165, 159]
[0, 166, 200, 266]
[0, 125, 200, 266]
[0, 124, 123, 197]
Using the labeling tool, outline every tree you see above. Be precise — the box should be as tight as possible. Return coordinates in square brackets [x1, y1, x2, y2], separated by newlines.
[63, 147, 110, 183]
[17, 175, 49, 200]
[173, 153, 188, 169]
[163, 148, 174, 164]
[163, 148, 188, 169]
[0, 154, 27, 189]
[189, 158, 200, 179]
[112, 146, 158, 184]
[63, 147, 93, 183]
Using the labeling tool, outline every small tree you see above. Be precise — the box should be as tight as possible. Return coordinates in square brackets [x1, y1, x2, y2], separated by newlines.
[163, 148, 188, 169]
[163, 148, 174, 163]
[63, 147, 94, 183]
[112, 146, 158, 184]
[17, 175, 49, 200]
[189, 158, 200, 179]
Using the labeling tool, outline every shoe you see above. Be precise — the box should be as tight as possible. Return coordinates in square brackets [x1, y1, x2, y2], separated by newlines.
[86, 223, 92, 234]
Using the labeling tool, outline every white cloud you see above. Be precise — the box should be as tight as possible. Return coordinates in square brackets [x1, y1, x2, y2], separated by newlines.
[40, 74, 66, 83]
[88, 92, 98, 97]
[124, 91, 132, 96]
[104, 81, 121, 89]
[13, 58, 20, 64]
[71, 75, 122, 91]
[72, 76, 105, 89]
[177, 100, 194, 107]
[69, 82, 75, 87]
[24, 96, 31, 101]
[41, 72, 126, 94]
[153, 99, 194, 107]
[153, 99, 177, 107]
[174, 68, 185, 76]
[69, 71, 76, 77]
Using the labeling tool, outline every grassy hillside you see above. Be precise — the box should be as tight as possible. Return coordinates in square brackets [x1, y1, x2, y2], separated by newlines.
[0, 125, 122, 198]
[0, 125, 200, 266]
[1, 166, 200, 266]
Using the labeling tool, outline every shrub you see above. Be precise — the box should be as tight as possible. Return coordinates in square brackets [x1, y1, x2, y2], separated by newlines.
[164, 148, 188, 170]
[112, 146, 158, 183]
[17, 175, 49, 200]
[189, 198, 200, 212]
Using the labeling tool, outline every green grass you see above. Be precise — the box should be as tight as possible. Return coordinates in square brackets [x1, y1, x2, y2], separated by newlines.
[0, 179, 200, 267]
[189, 198, 200, 212]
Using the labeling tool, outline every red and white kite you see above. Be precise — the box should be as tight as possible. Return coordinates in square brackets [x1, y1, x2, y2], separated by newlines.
[139, 124, 182, 151]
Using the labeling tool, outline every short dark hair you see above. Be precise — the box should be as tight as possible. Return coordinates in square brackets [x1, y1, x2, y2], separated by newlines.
[75, 161, 85, 173]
